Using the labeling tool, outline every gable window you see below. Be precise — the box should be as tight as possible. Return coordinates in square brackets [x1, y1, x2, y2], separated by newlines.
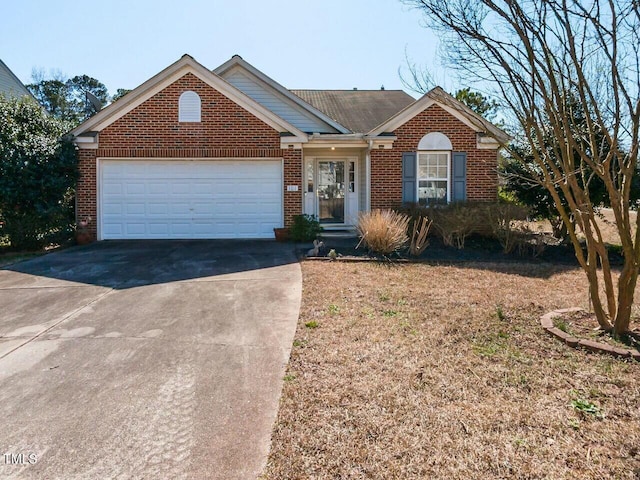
[416, 132, 453, 204]
[178, 91, 201, 122]
[418, 152, 450, 204]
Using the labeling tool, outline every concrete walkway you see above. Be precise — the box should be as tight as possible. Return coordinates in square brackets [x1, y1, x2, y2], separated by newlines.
[0, 240, 301, 479]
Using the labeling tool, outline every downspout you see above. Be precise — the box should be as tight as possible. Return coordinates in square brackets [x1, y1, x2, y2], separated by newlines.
[366, 140, 372, 212]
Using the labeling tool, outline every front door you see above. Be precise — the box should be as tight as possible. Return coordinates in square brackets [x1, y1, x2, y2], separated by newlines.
[317, 160, 345, 224]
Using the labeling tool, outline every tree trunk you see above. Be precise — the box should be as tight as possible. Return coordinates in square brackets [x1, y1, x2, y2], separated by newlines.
[615, 265, 639, 334]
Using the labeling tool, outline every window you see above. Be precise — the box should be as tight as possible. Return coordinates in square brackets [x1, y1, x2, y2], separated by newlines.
[418, 152, 450, 204]
[348, 161, 355, 193]
[178, 91, 201, 122]
[307, 161, 314, 192]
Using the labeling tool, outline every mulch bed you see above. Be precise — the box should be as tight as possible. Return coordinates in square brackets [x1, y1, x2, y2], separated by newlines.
[559, 310, 640, 352]
[302, 235, 624, 267]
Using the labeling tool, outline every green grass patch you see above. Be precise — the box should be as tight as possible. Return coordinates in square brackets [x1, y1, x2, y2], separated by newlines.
[571, 398, 604, 419]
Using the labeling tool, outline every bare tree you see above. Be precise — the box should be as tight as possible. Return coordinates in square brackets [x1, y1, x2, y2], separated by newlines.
[399, 48, 436, 94]
[403, 0, 640, 335]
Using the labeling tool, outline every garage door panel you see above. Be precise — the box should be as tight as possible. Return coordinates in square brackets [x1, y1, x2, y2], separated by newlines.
[125, 223, 146, 235]
[100, 160, 283, 239]
[148, 182, 169, 194]
[260, 183, 281, 195]
[170, 203, 191, 215]
[148, 223, 170, 235]
[260, 203, 281, 215]
[148, 203, 169, 215]
[171, 182, 191, 195]
[102, 203, 123, 215]
[126, 203, 146, 215]
[102, 223, 123, 236]
[193, 183, 213, 195]
[125, 183, 146, 196]
[102, 183, 123, 195]
[170, 223, 191, 235]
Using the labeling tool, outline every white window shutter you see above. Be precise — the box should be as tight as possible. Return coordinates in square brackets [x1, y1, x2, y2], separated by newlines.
[179, 91, 201, 122]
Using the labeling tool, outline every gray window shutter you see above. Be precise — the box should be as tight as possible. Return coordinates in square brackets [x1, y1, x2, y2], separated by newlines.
[452, 152, 467, 202]
[402, 152, 417, 204]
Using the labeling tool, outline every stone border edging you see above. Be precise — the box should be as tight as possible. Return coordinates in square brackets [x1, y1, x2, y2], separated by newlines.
[540, 308, 640, 360]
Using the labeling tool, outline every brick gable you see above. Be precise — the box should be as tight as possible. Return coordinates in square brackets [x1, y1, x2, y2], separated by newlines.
[98, 73, 281, 153]
[370, 104, 498, 209]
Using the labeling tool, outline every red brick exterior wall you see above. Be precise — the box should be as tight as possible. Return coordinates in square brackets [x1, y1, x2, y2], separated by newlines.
[76, 73, 304, 240]
[370, 104, 498, 210]
[283, 147, 303, 226]
[77, 149, 98, 239]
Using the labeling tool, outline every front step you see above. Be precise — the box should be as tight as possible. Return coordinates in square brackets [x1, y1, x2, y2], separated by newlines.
[319, 229, 358, 240]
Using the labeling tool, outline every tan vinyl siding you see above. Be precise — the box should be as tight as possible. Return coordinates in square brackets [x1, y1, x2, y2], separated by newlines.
[222, 67, 338, 134]
[0, 60, 31, 98]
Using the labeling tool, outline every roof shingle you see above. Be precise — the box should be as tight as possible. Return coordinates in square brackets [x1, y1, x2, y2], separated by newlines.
[290, 89, 415, 133]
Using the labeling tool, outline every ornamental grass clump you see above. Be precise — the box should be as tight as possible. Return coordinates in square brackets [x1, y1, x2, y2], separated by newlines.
[357, 209, 409, 256]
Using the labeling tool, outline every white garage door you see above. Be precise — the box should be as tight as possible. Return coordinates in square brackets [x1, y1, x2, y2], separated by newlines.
[100, 160, 283, 239]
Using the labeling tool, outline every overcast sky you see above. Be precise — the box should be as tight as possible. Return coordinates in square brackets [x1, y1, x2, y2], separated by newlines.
[1, 0, 450, 98]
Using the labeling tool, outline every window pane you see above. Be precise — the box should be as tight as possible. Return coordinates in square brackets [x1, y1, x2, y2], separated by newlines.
[307, 162, 314, 192]
[418, 180, 447, 204]
[349, 162, 355, 192]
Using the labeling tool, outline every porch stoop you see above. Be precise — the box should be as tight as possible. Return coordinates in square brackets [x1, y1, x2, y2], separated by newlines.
[318, 229, 358, 240]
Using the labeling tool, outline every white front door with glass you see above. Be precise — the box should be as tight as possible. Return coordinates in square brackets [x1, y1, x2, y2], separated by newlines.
[304, 158, 358, 226]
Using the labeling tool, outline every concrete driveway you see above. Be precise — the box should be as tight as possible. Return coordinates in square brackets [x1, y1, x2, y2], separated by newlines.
[0, 240, 302, 479]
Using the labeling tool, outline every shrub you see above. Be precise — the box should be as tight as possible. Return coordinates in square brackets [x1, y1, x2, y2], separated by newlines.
[399, 201, 542, 253]
[289, 214, 322, 242]
[428, 202, 486, 249]
[0, 95, 78, 250]
[485, 202, 529, 253]
[357, 209, 409, 255]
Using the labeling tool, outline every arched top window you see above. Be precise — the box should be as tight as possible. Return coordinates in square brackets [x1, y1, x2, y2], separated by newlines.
[418, 132, 452, 150]
[178, 91, 201, 122]
[417, 132, 452, 204]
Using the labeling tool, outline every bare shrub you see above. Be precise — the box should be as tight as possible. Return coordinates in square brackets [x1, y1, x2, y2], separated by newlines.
[429, 202, 484, 249]
[409, 216, 432, 256]
[357, 210, 409, 255]
[485, 203, 529, 254]
[515, 228, 549, 258]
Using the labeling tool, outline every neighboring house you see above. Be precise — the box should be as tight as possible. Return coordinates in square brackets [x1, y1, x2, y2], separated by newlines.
[71, 54, 508, 241]
[0, 59, 32, 98]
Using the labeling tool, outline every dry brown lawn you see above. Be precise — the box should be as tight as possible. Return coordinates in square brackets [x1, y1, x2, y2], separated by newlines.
[264, 261, 640, 479]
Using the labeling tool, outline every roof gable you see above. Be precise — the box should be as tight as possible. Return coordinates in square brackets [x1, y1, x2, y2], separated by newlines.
[214, 56, 349, 134]
[291, 90, 415, 134]
[368, 87, 509, 144]
[72, 55, 307, 140]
